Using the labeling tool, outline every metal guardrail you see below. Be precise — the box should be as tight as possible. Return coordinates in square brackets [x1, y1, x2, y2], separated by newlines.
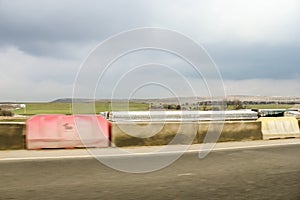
[106, 110, 258, 122]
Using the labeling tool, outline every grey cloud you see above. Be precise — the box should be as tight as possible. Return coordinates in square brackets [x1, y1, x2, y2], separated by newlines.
[0, 0, 154, 58]
[224, 78, 300, 96]
[0, 0, 300, 101]
[1, 0, 299, 61]
[206, 43, 300, 80]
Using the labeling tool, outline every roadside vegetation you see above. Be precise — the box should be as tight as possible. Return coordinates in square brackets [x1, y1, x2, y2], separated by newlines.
[0, 109, 13, 116]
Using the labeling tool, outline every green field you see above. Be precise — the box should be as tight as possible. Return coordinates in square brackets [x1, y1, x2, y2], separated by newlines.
[13, 102, 149, 115]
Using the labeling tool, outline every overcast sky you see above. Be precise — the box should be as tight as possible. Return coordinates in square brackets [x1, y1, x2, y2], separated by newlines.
[0, 0, 299, 101]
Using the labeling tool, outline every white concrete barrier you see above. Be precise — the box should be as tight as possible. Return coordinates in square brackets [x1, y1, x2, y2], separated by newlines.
[258, 117, 300, 139]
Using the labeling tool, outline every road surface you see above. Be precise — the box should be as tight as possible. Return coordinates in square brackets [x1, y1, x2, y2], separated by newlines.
[0, 139, 300, 200]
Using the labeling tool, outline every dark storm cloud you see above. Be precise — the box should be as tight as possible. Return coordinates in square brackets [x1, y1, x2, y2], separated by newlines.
[0, 0, 153, 58]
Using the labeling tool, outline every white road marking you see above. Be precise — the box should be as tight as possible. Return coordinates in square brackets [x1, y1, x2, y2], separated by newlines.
[0, 155, 92, 161]
[0, 141, 300, 162]
[177, 173, 193, 176]
[196, 141, 300, 152]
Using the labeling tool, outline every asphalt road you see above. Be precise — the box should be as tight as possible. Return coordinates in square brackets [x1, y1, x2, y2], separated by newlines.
[0, 142, 300, 200]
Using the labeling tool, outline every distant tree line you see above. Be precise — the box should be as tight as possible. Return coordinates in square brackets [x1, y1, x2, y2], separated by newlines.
[149, 99, 300, 111]
[150, 104, 182, 110]
[0, 108, 13, 116]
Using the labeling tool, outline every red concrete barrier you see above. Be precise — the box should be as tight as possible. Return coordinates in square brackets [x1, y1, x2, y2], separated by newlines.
[26, 115, 110, 149]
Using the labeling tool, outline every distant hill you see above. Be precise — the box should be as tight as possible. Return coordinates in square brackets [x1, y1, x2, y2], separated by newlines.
[50, 98, 94, 103]
[50, 95, 300, 104]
